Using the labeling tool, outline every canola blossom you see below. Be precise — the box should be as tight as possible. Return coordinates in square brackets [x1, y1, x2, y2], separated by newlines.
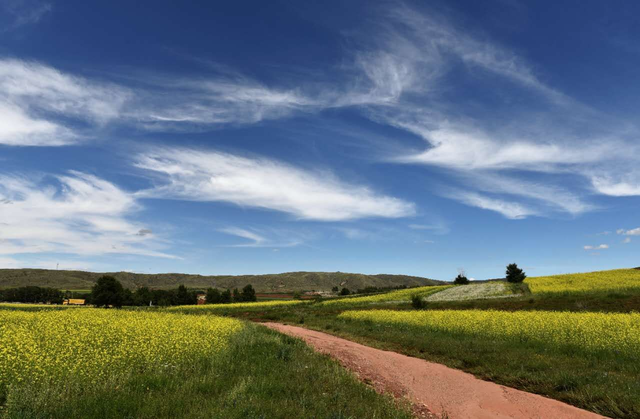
[0, 309, 243, 394]
[526, 269, 640, 295]
[0, 302, 72, 311]
[338, 309, 640, 358]
[167, 299, 310, 313]
[320, 285, 452, 307]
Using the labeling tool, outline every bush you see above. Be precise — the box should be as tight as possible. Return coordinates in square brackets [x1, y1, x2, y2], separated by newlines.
[454, 274, 469, 285]
[340, 288, 351, 296]
[506, 263, 526, 283]
[411, 294, 426, 309]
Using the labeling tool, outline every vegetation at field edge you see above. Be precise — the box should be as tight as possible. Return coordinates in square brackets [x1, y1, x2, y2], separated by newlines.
[0, 308, 411, 418]
[220, 304, 640, 418]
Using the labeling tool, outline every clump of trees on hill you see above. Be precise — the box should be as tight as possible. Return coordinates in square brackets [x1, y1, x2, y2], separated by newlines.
[89, 276, 258, 307]
[453, 268, 469, 285]
[205, 284, 256, 304]
[0, 286, 64, 304]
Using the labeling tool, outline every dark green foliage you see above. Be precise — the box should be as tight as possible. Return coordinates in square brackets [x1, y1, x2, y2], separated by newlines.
[411, 294, 426, 309]
[232, 288, 241, 302]
[340, 288, 351, 296]
[454, 274, 469, 285]
[0, 286, 63, 304]
[355, 285, 407, 294]
[176, 285, 196, 305]
[331, 286, 339, 292]
[205, 288, 221, 304]
[241, 284, 257, 302]
[220, 289, 232, 304]
[506, 263, 526, 283]
[90, 276, 125, 308]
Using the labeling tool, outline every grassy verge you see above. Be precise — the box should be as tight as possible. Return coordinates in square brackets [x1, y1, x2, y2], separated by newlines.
[225, 306, 639, 418]
[2, 323, 411, 419]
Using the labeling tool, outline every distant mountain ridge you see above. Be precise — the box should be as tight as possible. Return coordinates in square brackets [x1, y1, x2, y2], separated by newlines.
[0, 269, 444, 292]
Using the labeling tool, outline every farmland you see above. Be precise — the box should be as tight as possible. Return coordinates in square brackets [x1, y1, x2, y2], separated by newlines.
[2, 268, 639, 418]
[0, 307, 410, 418]
[525, 268, 640, 295]
[218, 269, 640, 418]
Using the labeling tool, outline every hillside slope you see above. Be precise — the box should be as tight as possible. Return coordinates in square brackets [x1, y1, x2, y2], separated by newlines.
[0, 269, 444, 292]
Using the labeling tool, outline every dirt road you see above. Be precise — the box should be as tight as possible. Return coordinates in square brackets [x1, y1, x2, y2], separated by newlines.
[263, 323, 607, 419]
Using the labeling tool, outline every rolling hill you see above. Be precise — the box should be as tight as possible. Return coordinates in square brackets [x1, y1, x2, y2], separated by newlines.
[0, 269, 444, 292]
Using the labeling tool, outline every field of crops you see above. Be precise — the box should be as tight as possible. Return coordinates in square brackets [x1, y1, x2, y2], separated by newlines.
[338, 309, 640, 358]
[167, 299, 310, 314]
[425, 282, 519, 302]
[526, 268, 640, 295]
[0, 309, 243, 393]
[319, 285, 451, 307]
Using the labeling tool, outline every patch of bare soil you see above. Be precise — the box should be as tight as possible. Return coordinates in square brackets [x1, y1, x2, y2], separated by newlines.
[263, 323, 607, 419]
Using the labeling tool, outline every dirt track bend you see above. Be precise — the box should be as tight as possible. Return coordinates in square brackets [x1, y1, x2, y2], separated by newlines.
[263, 323, 607, 419]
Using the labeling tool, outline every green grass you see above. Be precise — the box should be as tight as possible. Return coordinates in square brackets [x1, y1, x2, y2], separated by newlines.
[1, 323, 411, 419]
[219, 304, 639, 418]
[318, 285, 452, 308]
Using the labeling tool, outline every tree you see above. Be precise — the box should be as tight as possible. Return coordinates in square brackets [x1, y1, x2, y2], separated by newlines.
[331, 286, 339, 293]
[91, 276, 125, 308]
[506, 263, 526, 283]
[241, 284, 257, 302]
[135, 287, 153, 306]
[206, 288, 222, 304]
[220, 289, 232, 304]
[232, 288, 241, 302]
[340, 287, 351, 296]
[176, 285, 194, 305]
[454, 274, 469, 285]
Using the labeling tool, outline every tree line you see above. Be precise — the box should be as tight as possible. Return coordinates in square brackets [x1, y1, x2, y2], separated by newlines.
[0, 276, 258, 307]
[0, 286, 64, 304]
[90, 276, 257, 308]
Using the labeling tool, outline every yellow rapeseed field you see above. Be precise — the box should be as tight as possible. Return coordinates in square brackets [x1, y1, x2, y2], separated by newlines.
[338, 309, 640, 358]
[525, 268, 640, 295]
[320, 285, 452, 307]
[167, 299, 310, 313]
[0, 309, 243, 394]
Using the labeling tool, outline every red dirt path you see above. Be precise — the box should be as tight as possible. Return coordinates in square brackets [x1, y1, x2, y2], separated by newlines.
[263, 323, 607, 419]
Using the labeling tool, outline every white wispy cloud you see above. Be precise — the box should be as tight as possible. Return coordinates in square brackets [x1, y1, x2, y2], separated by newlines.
[447, 190, 537, 219]
[135, 147, 415, 221]
[584, 244, 609, 250]
[219, 227, 302, 248]
[0, 58, 131, 146]
[1, 0, 52, 31]
[617, 228, 640, 236]
[0, 171, 175, 258]
[591, 173, 640, 197]
[623, 237, 632, 244]
[350, 4, 639, 217]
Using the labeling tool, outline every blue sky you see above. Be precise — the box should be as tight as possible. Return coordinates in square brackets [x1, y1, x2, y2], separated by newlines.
[0, 0, 639, 280]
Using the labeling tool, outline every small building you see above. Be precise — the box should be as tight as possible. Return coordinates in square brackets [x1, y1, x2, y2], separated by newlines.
[63, 299, 86, 305]
[196, 293, 206, 305]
